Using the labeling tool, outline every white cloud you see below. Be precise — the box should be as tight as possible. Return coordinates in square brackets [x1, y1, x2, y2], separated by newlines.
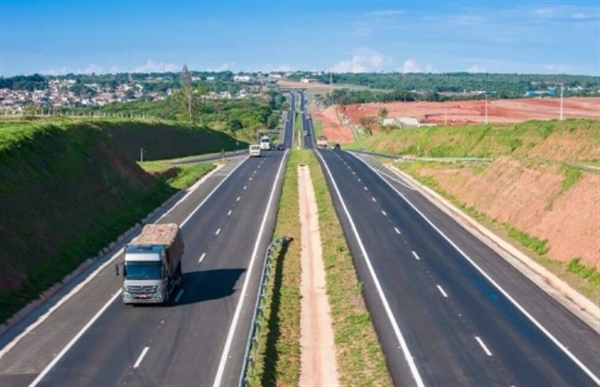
[399, 59, 436, 73]
[330, 49, 391, 73]
[572, 11, 595, 19]
[41, 66, 68, 76]
[207, 63, 234, 72]
[534, 8, 558, 18]
[266, 63, 294, 72]
[366, 10, 402, 17]
[467, 64, 486, 73]
[133, 59, 179, 73]
[401, 59, 420, 73]
[81, 64, 104, 74]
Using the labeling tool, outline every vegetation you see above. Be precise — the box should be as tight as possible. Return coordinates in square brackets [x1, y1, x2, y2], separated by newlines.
[346, 118, 600, 163]
[0, 120, 222, 324]
[288, 71, 600, 99]
[251, 150, 391, 386]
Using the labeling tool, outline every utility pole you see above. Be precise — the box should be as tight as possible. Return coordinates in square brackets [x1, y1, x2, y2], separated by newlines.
[485, 93, 488, 125]
[560, 82, 564, 120]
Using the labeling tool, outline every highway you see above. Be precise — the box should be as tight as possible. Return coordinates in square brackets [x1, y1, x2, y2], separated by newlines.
[313, 148, 600, 386]
[0, 95, 296, 387]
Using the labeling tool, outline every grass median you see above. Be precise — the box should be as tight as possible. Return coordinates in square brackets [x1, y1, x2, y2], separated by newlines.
[250, 149, 391, 386]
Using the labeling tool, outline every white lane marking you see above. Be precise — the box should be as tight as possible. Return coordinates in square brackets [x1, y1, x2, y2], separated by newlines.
[227, 210, 232, 216]
[475, 337, 492, 356]
[216, 228, 221, 235]
[244, 186, 247, 190]
[358, 178, 361, 182]
[133, 346, 150, 369]
[437, 285, 448, 298]
[314, 151, 425, 387]
[213, 148, 288, 387]
[199, 253, 206, 264]
[174, 290, 184, 304]
[28, 290, 123, 387]
[372, 197, 377, 202]
[382, 210, 387, 216]
[394, 227, 401, 234]
[351, 153, 600, 385]
[364, 186, 368, 191]
[412, 251, 421, 261]
[181, 160, 246, 227]
[249, 177, 252, 181]
[236, 196, 241, 202]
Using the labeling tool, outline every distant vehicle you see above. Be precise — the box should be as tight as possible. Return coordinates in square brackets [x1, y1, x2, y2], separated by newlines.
[333, 143, 341, 150]
[116, 223, 184, 305]
[249, 144, 262, 157]
[317, 136, 328, 149]
[260, 135, 271, 150]
[277, 143, 285, 150]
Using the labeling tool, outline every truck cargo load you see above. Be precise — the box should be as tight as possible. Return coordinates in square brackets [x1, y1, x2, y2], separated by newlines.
[117, 223, 184, 305]
[317, 135, 328, 148]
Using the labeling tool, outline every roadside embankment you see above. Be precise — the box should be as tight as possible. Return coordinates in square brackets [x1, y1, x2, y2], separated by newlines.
[0, 119, 226, 324]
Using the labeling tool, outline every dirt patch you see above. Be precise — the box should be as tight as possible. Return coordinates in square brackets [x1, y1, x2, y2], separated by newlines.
[311, 106, 355, 144]
[341, 98, 599, 127]
[297, 165, 340, 387]
[416, 157, 600, 270]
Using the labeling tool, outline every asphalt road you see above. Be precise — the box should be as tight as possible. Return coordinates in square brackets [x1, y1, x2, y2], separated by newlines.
[1, 98, 297, 387]
[314, 148, 600, 387]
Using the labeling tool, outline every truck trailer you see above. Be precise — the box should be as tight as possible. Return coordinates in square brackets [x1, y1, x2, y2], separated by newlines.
[316, 135, 328, 149]
[116, 223, 184, 305]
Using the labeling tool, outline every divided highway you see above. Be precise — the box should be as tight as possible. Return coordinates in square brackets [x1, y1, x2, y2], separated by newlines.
[314, 148, 600, 386]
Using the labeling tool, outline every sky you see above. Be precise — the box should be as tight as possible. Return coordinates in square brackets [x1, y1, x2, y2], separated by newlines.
[1, 0, 599, 77]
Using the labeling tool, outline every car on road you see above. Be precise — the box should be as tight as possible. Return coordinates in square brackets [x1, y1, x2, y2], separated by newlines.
[277, 143, 285, 150]
[332, 143, 341, 150]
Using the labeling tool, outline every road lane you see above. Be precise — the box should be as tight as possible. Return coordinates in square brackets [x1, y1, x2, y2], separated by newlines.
[315, 149, 599, 386]
[25, 151, 287, 387]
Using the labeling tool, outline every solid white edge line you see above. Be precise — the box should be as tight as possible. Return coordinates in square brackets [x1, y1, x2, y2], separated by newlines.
[174, 290, 184, 304]
[12, 159, 246, 381]
[314, 151, 425, 387]
[212, 151, 287, 387]
[412, 251, 421, 261]
[351, 152, 600, 385]
[475, 336, 492, 356]
[437, 285, 448, 298]
[181, 159, 247, 228]
[133, 346, 150, 369]
[28, 290, 123, 387]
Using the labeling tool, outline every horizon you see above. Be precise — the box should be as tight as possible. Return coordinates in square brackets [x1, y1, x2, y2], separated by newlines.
[2, 0, 599, 77]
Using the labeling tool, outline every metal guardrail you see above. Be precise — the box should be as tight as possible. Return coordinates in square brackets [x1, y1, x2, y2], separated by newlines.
[238, 236, 292, 387]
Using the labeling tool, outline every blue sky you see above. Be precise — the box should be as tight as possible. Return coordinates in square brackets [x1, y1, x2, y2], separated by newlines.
[1, 0, 599, 76]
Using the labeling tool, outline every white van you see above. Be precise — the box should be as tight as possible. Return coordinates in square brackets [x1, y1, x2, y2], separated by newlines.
[249, 144, 262, 157]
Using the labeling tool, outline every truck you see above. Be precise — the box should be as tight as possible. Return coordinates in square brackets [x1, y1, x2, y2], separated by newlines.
[260, 135, 271, 150]
[249, 144, 262, 157]
[116, 223, 184, 305]
[317, 135, 328, 149]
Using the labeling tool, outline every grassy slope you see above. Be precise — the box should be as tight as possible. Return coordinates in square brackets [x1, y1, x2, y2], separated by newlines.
[346, 118, 600, 163]
[345, 118, 599, 298]
[0, 120, 224, 323]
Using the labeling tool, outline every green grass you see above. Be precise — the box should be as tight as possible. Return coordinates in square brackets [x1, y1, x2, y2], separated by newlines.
[307, 150, 392, 386]
[345, 119, 600, 163]
[560, 165, 583, 194]
[249, 149, 391, 386]
[568, 258, 600, 286]
[0, 120, 222, 324]
[504, 225, 549, 256]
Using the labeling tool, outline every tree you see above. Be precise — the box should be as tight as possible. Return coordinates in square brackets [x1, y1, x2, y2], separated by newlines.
[377, 107, 388, 121]
[180, 65, 193, 122]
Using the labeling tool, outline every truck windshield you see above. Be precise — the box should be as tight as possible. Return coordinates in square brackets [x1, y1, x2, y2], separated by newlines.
[124, 261, 162, 280]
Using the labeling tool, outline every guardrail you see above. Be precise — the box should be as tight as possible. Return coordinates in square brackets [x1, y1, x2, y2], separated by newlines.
[238, 236, 292, 387]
